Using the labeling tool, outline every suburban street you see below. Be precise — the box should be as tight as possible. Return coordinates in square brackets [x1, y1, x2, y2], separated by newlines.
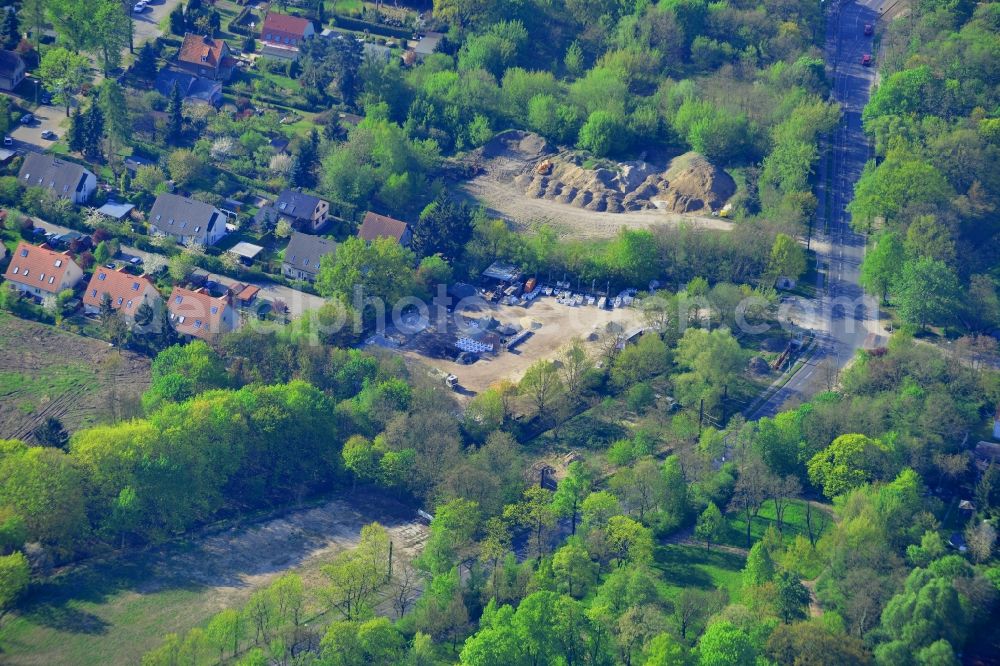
[748, 0, 885, 419]
[29, 218, 325, 318]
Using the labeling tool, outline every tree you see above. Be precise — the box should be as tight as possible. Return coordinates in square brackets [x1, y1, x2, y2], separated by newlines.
[206, 609, 243, 661]
[519, 360, 564, 420]
[553, 462, 591, 535]
[674, 328, 744, 411]
[91, 0, 131, 74]
[1, 8, 20, 50]
[895, 257, 961, 329]
[504, 487, 557, 562]
[167, 150, 205, 188]
[561, 338, 594, 399]
[134, 165, 166, 193]
[98, 81, 130, 157]
[728, 455, 775, 548]
[134, 42, 159, 80]
[766, 620, 871, 665]
[33, 417, 69, 449]
[695, 502, 724, 551]
[166, 81, 184, 144]
[0, 551, 29, 610]
[551, 540, 597, 598]
[807, 434, 891, 498]
[768, 233, 807, 281]
[774, 570, 810, 623]
[38, 47, 91, 117]
[697, 621, 756, 666]
[645, 632, 689, 665]
[860, 231, 904, 303]
[578, 110, 627, 157]
[322, 523, 391, 621]
[606, 515, 654, 566]
[743, 541, 774, 587]
[412, 194, 472, 261]
[315, 236, 416, 306]
[82, 102, 105, 159]
[964, 521, 996, 563]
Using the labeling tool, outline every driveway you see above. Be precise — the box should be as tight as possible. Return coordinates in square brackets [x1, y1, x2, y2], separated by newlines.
[29, 218, 325, 319]
[132, 0, 185, 47]
[7, 101, 65, 154]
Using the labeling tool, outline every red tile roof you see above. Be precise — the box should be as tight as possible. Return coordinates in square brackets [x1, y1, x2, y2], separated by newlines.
[178, 33, 228, 68]
[358, 211, 409, 243]
[3, 242, 80, 294]
[167, 286, 233, 340]
[262, 13, 312, 42]
[83, 268, 160, 316]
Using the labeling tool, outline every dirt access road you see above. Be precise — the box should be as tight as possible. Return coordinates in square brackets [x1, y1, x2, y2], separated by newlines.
[463, 177, 733, 240]
[0, 492, 428, 666]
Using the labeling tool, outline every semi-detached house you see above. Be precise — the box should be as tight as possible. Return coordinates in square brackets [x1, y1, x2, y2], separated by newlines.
[3, 242, 83, 298]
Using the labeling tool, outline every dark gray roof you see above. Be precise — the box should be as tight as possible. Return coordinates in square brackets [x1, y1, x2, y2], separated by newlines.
[148, 193, 223, 243]
[274, 189, 324, 222]
[18, 153, 94, 201]
[283, 231, 336, 276]
[0, 49, 24, 77]
[154, 69, 221, 104]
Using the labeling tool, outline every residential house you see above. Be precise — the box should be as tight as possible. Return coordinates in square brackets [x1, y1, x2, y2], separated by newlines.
[282, 231, 336, 282]
[176, 33, 235, 81]
[83, 268, 161, 320]
[147, 193, 227, 246]
[154, 68, 223, 106]
[358, 211, 411, 247]
[259, 189, 329, 232]
[18, 153, 97, 205]
[3, 242, 83, 298]
[0, 49, 25, 91]
[167, 286, 237, 341]
[406, 32, 443, 63]
[261, 13, 315, 59]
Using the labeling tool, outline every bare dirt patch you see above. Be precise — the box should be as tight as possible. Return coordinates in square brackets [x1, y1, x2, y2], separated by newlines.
[395, 295, 644, 395]
[0, 313, 150, 442]
[460, 130, 734, 239]
[0, 492, 428, 666]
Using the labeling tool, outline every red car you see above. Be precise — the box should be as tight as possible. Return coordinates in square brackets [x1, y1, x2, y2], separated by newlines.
[861, 54, 872, 66]
[864, 23, 873, 36]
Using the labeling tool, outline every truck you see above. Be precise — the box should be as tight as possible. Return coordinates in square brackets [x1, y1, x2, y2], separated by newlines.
[446, 374, 459, 390]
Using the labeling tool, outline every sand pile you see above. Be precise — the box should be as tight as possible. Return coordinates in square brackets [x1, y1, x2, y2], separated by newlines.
[512, 150, 735, 214]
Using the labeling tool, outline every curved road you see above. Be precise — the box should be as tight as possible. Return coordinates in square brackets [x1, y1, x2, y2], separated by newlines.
[748, 0, 886, 419]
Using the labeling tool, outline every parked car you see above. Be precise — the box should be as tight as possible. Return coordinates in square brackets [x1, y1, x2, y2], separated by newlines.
[2, 136, 11, 146]
[861, 54, 872, 66]
[40, 91, 52, 105]
[40, 130, 57, 140]
[20, 113, 34, 125]
[133, 1, 148, 12]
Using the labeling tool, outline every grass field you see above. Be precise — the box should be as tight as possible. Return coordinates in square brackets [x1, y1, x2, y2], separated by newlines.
[0, 494, 428, 666]
[0, 313, 150, 441]
[655, 543, 746, 601]
[720, 499, 833, 551]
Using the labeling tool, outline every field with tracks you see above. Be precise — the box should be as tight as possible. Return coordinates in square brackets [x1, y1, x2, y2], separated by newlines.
[0, 313, 150, 441]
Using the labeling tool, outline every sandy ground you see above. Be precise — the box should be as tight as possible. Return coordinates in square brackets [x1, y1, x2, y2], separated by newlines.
[399, 295, 643, 394]
[462, 175, 733, 240]
[1, 493, 427, 666]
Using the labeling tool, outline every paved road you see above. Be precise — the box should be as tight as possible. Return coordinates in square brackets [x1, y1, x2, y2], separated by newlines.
[748, 0, 885, 419]
[30, 218, 324, 319]
[7, 97, 65, 153]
